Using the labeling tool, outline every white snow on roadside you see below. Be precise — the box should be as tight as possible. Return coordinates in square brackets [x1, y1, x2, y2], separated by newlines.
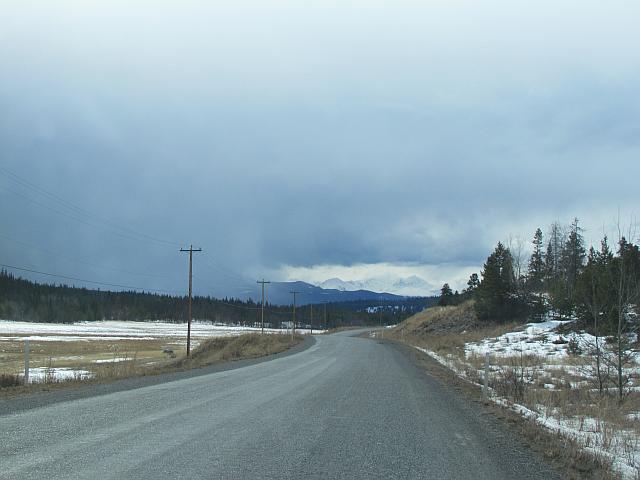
[413, 320, 640, 480]
[492, 398, 639, 479]
[416, 344, 640, 478]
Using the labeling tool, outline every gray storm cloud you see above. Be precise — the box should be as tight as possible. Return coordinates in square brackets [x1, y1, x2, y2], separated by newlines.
[1, 1, 639, 297]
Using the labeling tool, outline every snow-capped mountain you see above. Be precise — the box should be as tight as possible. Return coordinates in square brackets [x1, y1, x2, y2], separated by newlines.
[318, 275, 433, 297]
[318, 278, 356, 291]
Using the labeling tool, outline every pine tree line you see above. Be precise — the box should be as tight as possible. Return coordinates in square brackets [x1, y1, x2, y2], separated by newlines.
[438, 218, 640, 401]
[446, 218, 640, 332]
[0, 270, 419, 328]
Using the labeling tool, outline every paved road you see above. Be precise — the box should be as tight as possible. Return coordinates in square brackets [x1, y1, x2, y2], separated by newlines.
[0, 330, 560, 479]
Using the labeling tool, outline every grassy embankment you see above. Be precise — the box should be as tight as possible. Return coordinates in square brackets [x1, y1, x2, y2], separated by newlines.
[385, 301, 640, 479]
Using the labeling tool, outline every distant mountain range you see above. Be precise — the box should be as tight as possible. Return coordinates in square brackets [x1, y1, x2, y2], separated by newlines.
[318, 276, 432, 295]
[262, 281, 410, 306]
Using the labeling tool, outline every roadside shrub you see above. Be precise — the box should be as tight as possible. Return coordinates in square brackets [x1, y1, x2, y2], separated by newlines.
[491, 353, 543, 403]
[0, 373, 22, 388]
[567, 336, 583, 356]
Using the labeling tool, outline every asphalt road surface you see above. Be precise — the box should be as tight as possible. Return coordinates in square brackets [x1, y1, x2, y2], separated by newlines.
[0, 330, 561, 479]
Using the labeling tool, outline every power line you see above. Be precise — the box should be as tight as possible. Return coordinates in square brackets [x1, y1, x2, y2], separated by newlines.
[214, 300, 261, 311]
[0, 263, 293, 314]
[0, 166, 183, 248]
[0, 263, 180, 295]
[200, 251, 255, 286]
[0, 166, 182, 246]
[0, 184, 153, 244]
[0, 183, 180, 248]
[185, 282, 291, 314]
[194, 272, 255, 291]
[0, 233, 172, 280]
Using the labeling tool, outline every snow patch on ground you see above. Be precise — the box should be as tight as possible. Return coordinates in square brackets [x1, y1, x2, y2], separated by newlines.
[465, 320, 574, 359]
[25, 367, 93, 383]
[413, 319, 640, 479]
[93, 357, 130, 364]
[0, 320, 323, 342]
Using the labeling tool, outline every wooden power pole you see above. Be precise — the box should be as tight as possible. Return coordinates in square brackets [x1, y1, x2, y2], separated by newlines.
[290, 290, 300, 339]
[257, 279, 270, 334]
[180, 244, 202, 356]
[310, 303, 313, 335]
[324, 302, 327, 331]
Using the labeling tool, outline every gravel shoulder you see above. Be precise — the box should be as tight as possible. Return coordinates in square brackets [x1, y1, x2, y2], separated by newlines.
[388, 338, 609, 479]
[0, 334, 315, 416]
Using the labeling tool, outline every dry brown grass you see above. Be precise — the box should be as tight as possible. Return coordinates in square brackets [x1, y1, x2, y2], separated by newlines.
[397, 301, 479, 335]
[173, 333, 303, 370]
[389, 301, 524, 357]
[0, 337, 175, 373]
[0, 333, 303, 396]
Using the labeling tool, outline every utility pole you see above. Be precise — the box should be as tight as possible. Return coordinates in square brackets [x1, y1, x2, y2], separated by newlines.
[24, 339, 30, 385]
[257, 279, 270, 334]
[324, 302, 327, 331]
[310, 304, 313, 335]
[290, 291, 300, 339]
[180, 244, 202, 357]
[379, 296, 383, 340]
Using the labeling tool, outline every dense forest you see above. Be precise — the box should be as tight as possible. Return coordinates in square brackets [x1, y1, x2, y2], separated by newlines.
[438, 218, 640, 337]
[0, 270, 429, 328]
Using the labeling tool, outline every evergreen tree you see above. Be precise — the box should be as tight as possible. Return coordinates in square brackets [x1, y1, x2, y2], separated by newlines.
[526, 228, 548, 321]
[543, 220, 584, 317]
[465, 273, 480, 293]
[0, 270, 428, 328]
[611, 236, 640, 400]
[576, 237, 615, 331]
[575, 238, 615, 392]
[527, 228, 545, 292]
[439, 283, 454, 306]
[561, 217, 586, 309]
[545, 221, 564, 282]
[475, 242, 525, 322]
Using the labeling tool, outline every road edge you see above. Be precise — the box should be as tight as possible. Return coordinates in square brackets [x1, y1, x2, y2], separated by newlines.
[385, 338, 614, 480]
[0, 334, 316, 416]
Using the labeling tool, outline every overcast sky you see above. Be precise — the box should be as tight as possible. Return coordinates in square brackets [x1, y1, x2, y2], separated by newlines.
[1, 1, 639, 298]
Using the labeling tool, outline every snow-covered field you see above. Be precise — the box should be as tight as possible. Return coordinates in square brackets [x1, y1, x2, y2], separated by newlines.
[411, 320, 640, 479]
[0, 320, 323, 384]
[0, 320, 320, 342]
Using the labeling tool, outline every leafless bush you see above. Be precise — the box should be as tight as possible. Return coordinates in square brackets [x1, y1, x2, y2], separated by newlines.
[0, 373, 21, 388]
[491, 352, 543, 403]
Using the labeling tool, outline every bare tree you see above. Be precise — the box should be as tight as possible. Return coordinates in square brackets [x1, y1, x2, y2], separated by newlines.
[507, 234, 526, 288]
[610, 220, 640, 402]
[578, 239, 613, 394]
[546, 221, 566, 280]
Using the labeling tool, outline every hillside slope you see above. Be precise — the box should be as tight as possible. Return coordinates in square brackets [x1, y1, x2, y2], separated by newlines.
[396, 300, 479, 336]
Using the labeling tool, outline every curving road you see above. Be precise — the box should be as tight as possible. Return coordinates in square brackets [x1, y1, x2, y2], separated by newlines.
[0, 330, 560, 479]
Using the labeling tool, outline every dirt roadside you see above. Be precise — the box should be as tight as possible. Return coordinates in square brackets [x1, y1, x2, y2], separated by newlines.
[387, 338, 614, 480]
